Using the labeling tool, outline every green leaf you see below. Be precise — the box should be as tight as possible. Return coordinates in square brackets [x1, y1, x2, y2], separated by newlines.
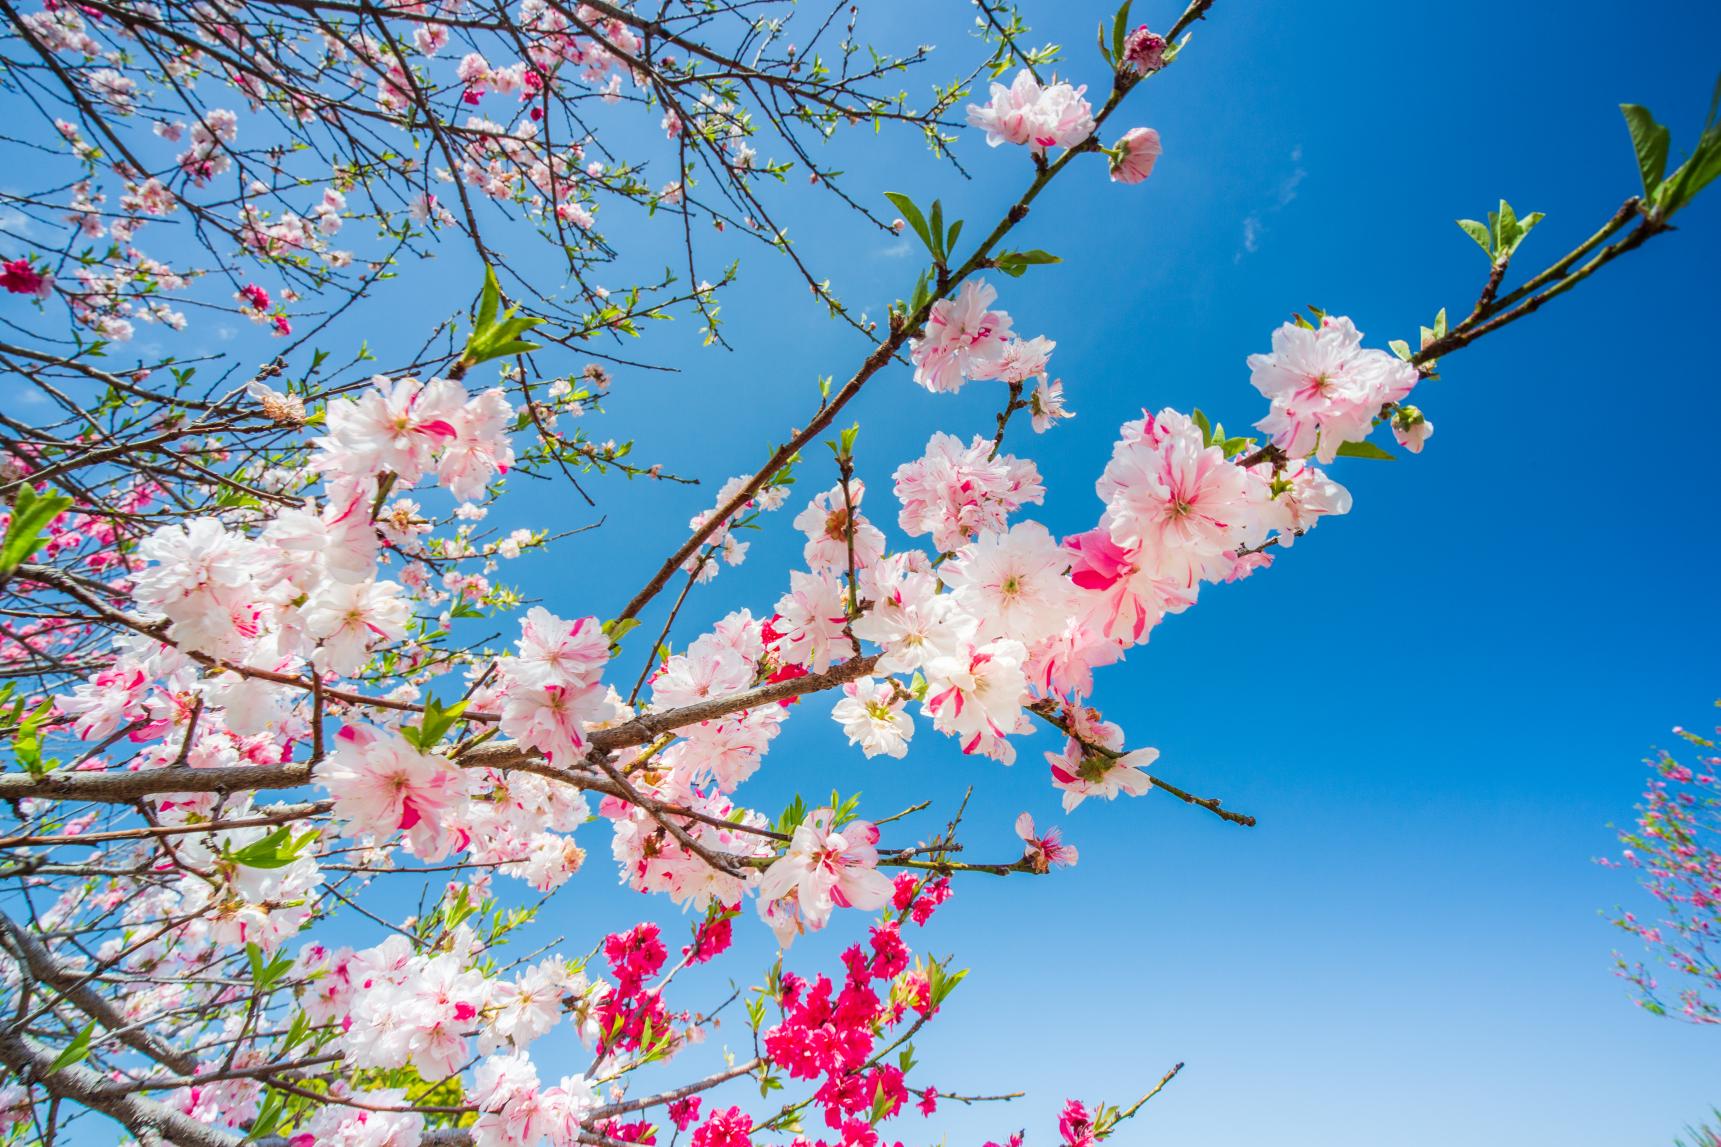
[1491, 199, 1519, 257]
[12, 700, 57, 776]
[1620, 104, 1671, 197]
[1334, 439, 1396, 461]
[1657, 76, 1721, 215]
[460, 265, 544, 367]
[1663, 132, 1721, 214]
[1484, 201, 1542, 261]
[0, 485, 74, 578]
[867, 1081, 896, 1125]
[993, 249, 1062, 277]
[1190, 407, 1212, 445]
[246, 1089, 287, 1141]
[907, 268, 933, 315]
[1512, 210, 1544, 253]
[773, 794, 808, 837]
[282, 1011, 311, 1052]
[602, 616, 640, 655]
[48, 1023, 95, 1074]
[928, 199, 946, 263]
[908, 671, 928, 702]
[404, 694, 468, 751]
[231, 826, 318, 869]
[1456, 218, 1492, 257]
[884, 193, 934, 258]
[1110, 0, 1132, 65]
[475, 264, 502, 333]
[245, 943, 294, 991]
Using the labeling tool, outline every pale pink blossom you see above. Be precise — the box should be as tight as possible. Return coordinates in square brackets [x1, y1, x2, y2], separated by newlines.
[966, 69, 1095, 155]
[303, 578, 411, 675]
[831, 677, 913, 758]
[892, 432, 1044, 552]
[792, 481, 885, 575]
[756, 808, 892, 939]
[1392, 405, 1434, 453]
[503, 609, 605, 688]
[1029, 376, 1074, 432]
[1248, 316, 1419, 463]
[768, 570, 849, 672]
[1108, 127, 1162, 184]
[1045, 715, 1157, 812]
[941, 521, 1076, 645]
[1015, 811, 1078, 870]
[1097, 409, 1262, 588]
[499, 679, 618, 764]
[923, 638, 1030, 762]
[910, 279, 1014, 394]
[320, 725, 469, 859]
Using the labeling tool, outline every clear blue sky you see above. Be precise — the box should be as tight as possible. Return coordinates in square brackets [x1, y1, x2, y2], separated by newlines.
[15, 0, 1721, 1142]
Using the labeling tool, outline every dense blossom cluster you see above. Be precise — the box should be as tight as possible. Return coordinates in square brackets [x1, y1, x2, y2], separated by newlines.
[0, 271, 1427, 1140]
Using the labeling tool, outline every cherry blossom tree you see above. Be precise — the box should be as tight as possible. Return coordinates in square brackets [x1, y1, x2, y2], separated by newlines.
[0, 0, 1717, 1144]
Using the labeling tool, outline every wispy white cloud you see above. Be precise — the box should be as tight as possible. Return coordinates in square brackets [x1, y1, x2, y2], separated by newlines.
[1236, 145, 1306, 262]
[0, 205, 33, 236]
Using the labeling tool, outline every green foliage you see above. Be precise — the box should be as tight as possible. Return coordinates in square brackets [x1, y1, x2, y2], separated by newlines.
[1098, 0, 1133, 68]
[0, 485, 74, 579]
[401, 694, 468, 751]
[246, 942, 296, 991]
[773, 793, 809, 837]
[1456, 199, 1544, 263]
[827, 789, 862, 828]
[993, 248, 1061, 277]
[884, 193, 964, 267]
[229, 826, 319, 869]
[1189, 408, 1255, 458]
[1622, 103, 1672, 196]
[1672, 1110, 1721, 1147]
[10, 700, 58, 777]
[923, 955, 968, 1010]
[602, 616, 640, 655]
[1334, 439, 1396, 461]
[46, 1023, 94, 1074]
[246, 1089, 289, 1141]
[1619, 80, 1721, 220]
[460, 265, 544, 367]
[826, 423, 861, 462]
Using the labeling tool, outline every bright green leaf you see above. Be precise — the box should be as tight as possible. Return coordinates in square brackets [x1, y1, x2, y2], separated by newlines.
[48, 1023, 95, 1074]
[884, 193, 934, 258]
[1621, 103, 1671, 197]
[0, 485, 74, 578]
[1334, 439, 1396, 461]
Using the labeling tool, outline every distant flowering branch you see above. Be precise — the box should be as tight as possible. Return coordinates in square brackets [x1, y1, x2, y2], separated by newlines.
[1603, 709, 1721, 1025]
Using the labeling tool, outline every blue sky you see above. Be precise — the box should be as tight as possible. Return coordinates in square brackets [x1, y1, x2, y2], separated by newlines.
[9, 0, 1721, 1142]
